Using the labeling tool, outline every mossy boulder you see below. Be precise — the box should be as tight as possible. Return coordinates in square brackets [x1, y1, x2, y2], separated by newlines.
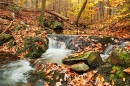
[44, 20, 63, 34]
[44, 20, 63, 29]
[71, 63, 90, 72]
[62, 51, 103, 68]
[17, 37, 48, 59]
[107, 49, 130, 66]
[95, 64, 130, 86]
[0, 34, 13, 46]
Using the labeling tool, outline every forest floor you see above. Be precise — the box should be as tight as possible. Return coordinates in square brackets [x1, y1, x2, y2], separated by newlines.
[0, 8, 130, 38]
[0, 8, 130, 86]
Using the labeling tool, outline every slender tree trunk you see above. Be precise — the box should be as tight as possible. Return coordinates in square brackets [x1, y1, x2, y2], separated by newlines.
[99, 1, 104, 21]
[52, 0, 55, 11]
[65, 0, 68, 17]
[31, 0, 34, 8]
[39, 0, 46, 27]
[107, 0, 111, 19]
[25, 0, 28, 7]
[75, 0, 88, 24]
[36, 0, 38, 9]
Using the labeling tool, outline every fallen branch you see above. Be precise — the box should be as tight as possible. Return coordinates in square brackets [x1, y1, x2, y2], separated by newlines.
[46, 11, 69, 21]
[1, 20, 14, 35]
[0, 2, 8, 5]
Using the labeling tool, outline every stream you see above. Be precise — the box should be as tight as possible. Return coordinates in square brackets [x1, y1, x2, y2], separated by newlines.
[0, 34, 128, 86]
[0, 35, 77, 86]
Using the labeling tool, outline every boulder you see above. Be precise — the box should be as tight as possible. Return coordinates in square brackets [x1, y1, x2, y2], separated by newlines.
[107, 49, 130, 66]
[62, 51, 103, 68]
[0, 34, 13, 46]
[17, 37, 48, 59]
[44, 20, 64, 34]
[71, 63, 90, 72]
[44, 20, 63, 29]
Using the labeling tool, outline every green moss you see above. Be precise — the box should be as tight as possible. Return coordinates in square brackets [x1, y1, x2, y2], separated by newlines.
[8, 39, 16, 48]
[107, 49, 130, 66]
[109, 65, 130, 85]
[110, 66, 124, 79]
[35, 30, 41, 35]
[17, 37, 48, 59]
[0, 34, 13, 46]
[118, 50, 130, 61]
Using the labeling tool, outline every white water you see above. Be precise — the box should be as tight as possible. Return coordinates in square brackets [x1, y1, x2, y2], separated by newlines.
[100, 45, 115, 61]
[1, 60, 34, 85]
[40, 38, 72, 64]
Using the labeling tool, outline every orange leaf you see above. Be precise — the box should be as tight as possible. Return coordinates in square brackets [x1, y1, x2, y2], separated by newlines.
[124, 67, 130, 74]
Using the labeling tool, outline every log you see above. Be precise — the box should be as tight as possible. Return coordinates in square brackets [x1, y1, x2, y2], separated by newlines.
[22, 9, 69, 22]
[46, 11, 69, 21]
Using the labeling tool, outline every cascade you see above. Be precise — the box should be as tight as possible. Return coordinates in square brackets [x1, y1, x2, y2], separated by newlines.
[39, 34, 78, 64]
[0, 60, 34, 86]
[100, 45, 115, 61]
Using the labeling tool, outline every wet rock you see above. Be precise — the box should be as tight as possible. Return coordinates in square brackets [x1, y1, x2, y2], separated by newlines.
[0, 34, 13, 46]
[71, 63, 90, 72]
[17, 37, 48, 59]
[62, 51, 103, 68]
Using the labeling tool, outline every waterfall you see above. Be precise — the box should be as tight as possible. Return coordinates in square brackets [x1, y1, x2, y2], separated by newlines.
[40, 36, 73, 64]
[100, 45, 115, 61]
[48, 38, 66, 49]
[0, 60, 34, 86]
[104, 45, 115, 55]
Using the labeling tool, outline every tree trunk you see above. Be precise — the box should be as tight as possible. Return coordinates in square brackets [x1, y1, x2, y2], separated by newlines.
[75, 0, 88, 24]
[39, 0, 46, 27]
[25, 0, 28, 7]
[36, 0, 38, 9]
[99, 1, 104, 22]
[107, 0, 111, 19]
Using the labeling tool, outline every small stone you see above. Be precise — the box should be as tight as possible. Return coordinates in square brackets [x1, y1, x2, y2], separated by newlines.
[71, 63, 90, 72]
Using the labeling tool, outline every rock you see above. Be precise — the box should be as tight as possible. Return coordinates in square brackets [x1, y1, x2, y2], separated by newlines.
[17, 37, 48, 59]
[62, 51, 103, 68]
[44, 20, 63, 29]
[44, 19, 64, 34]
[34, 69, 66, 86]
[107, 49, 130, 66]
[0, 34, 13, 46]
[71, 63, 90, 72]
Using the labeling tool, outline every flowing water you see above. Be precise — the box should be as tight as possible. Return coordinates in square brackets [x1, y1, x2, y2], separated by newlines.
[0, 35, 77, 86]
[0, 60, 36, 86]
[0, 34, 127, 86]
[36, 35, 77, 64]
[100, 45, 115, 61]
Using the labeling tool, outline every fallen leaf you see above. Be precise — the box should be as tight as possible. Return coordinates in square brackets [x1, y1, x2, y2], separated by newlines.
[124, 67, 130, 74]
